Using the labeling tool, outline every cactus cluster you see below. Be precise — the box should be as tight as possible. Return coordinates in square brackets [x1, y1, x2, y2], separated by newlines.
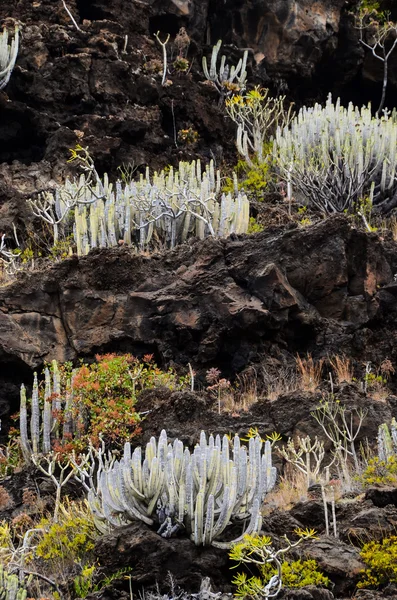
[0, 26, 19, 90]
[82, 430, 276, 548]
[274, 95, 397, 215]
[202, 40, 248, 100]
[19, 361, 79, 463]
[0, 566, 27, 600]
[377, 418, 397, 462]
[30, 159, 250, 255]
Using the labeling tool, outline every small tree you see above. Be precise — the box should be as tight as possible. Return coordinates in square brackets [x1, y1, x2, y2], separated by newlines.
[355, 1, 397, 116]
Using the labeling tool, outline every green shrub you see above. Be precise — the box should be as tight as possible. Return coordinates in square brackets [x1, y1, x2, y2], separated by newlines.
[361, 456, 397, 486]
[232, 559, 330, 597]
[358, 536, 397, 588]
[36, 508, 96, 564]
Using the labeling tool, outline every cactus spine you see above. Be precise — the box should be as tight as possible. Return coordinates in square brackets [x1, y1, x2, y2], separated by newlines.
[83, 430, 276, 547]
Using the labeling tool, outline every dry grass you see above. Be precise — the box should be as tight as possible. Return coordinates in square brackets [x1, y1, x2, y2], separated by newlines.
[261, 364, 297, 401]
[263, 468, 308, 513]
[235, 370, 259, 412]
[296, 354, 324, 392]
[0, 486, 12, 510]
[330, 354, 354, 384]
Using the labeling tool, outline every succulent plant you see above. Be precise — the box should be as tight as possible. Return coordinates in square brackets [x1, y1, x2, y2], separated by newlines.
[29, 159, 250, 255]
[80, 430, 276, 548]
[0, 565, 27, 600]
[274, 95, 397, 216]
[202, 40, 248, 101]
[377, 418, 397, 462]
[19, 361, 78, 463]
[0, 26, 19, 90]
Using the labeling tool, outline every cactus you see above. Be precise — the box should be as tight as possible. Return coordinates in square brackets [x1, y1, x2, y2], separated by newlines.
[202, 40, 248, 101]
[80, 430, 276, 547]
[0, 26, 19, 91]
[0, 565, 27, 600]
[274, 95, 397, 216]
[19, 362, 79, 463]
[377, 418, 397, 462]
[29, 159, 250, 255]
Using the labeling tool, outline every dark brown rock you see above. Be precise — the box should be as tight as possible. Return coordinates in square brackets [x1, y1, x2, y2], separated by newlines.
[297, 537, 365, 596]
[94, 520, 231, 593]
[365, 487, 397, 508]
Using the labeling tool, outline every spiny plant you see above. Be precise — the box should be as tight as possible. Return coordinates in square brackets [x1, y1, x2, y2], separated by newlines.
[19, 354, 186, 460]
[273, 95, 397, 219]
[74, 429, 277, 548]
[0, 26, 19, 90]
[28, 148, 250, 255]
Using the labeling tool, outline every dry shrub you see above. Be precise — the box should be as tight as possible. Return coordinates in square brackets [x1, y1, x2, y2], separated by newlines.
[264, 467, 308, 513]
[296, 354, 324, 392]
[261, 364, 297, 401]
[330, 354, 354, 384]
[235, 370, 259, 412]
[0, 486, 12, 510]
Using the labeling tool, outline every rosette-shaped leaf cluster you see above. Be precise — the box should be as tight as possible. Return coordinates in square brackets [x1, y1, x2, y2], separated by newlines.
[274, 95, 397, 215]
[87, 430, 276, 547]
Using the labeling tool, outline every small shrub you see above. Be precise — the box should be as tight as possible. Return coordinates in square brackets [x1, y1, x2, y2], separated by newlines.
[223, 156, 273, 197]
[35, 501, 97, 567]
[233, 560, 330, 597]
[330, 354, 354, 384]
[296, 354, 324, 392]
[230, 533, 328, 597]
[358, 535, 397, 588]
[361, 456, 397, 486]
[177, 128, 199, 145]
[173, 57, 189, 72]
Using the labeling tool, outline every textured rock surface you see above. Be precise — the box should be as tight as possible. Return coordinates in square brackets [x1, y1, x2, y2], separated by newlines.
[0, 216, 395, 371]
[0, 216, 397, 424]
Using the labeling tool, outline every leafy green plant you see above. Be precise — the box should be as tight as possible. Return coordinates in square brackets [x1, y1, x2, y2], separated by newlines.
[229, 530, 320, 599]
[358, 535, 397, 588]
[233, 559, 330, 597]
[361, 456, 397, 486]
[74, 566, 133, 598]
[73, 564, 96, 598]
[223, 154, 273, 197]
[247, 217, 264, 234]
[35, 509, 96, 564]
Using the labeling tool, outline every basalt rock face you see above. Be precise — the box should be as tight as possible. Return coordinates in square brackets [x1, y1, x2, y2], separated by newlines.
[0, 216, 397, 409]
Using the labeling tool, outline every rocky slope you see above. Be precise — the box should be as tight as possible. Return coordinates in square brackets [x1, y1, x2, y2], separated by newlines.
[1, 0, 397, 240]
[1, 2, 397, 599]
